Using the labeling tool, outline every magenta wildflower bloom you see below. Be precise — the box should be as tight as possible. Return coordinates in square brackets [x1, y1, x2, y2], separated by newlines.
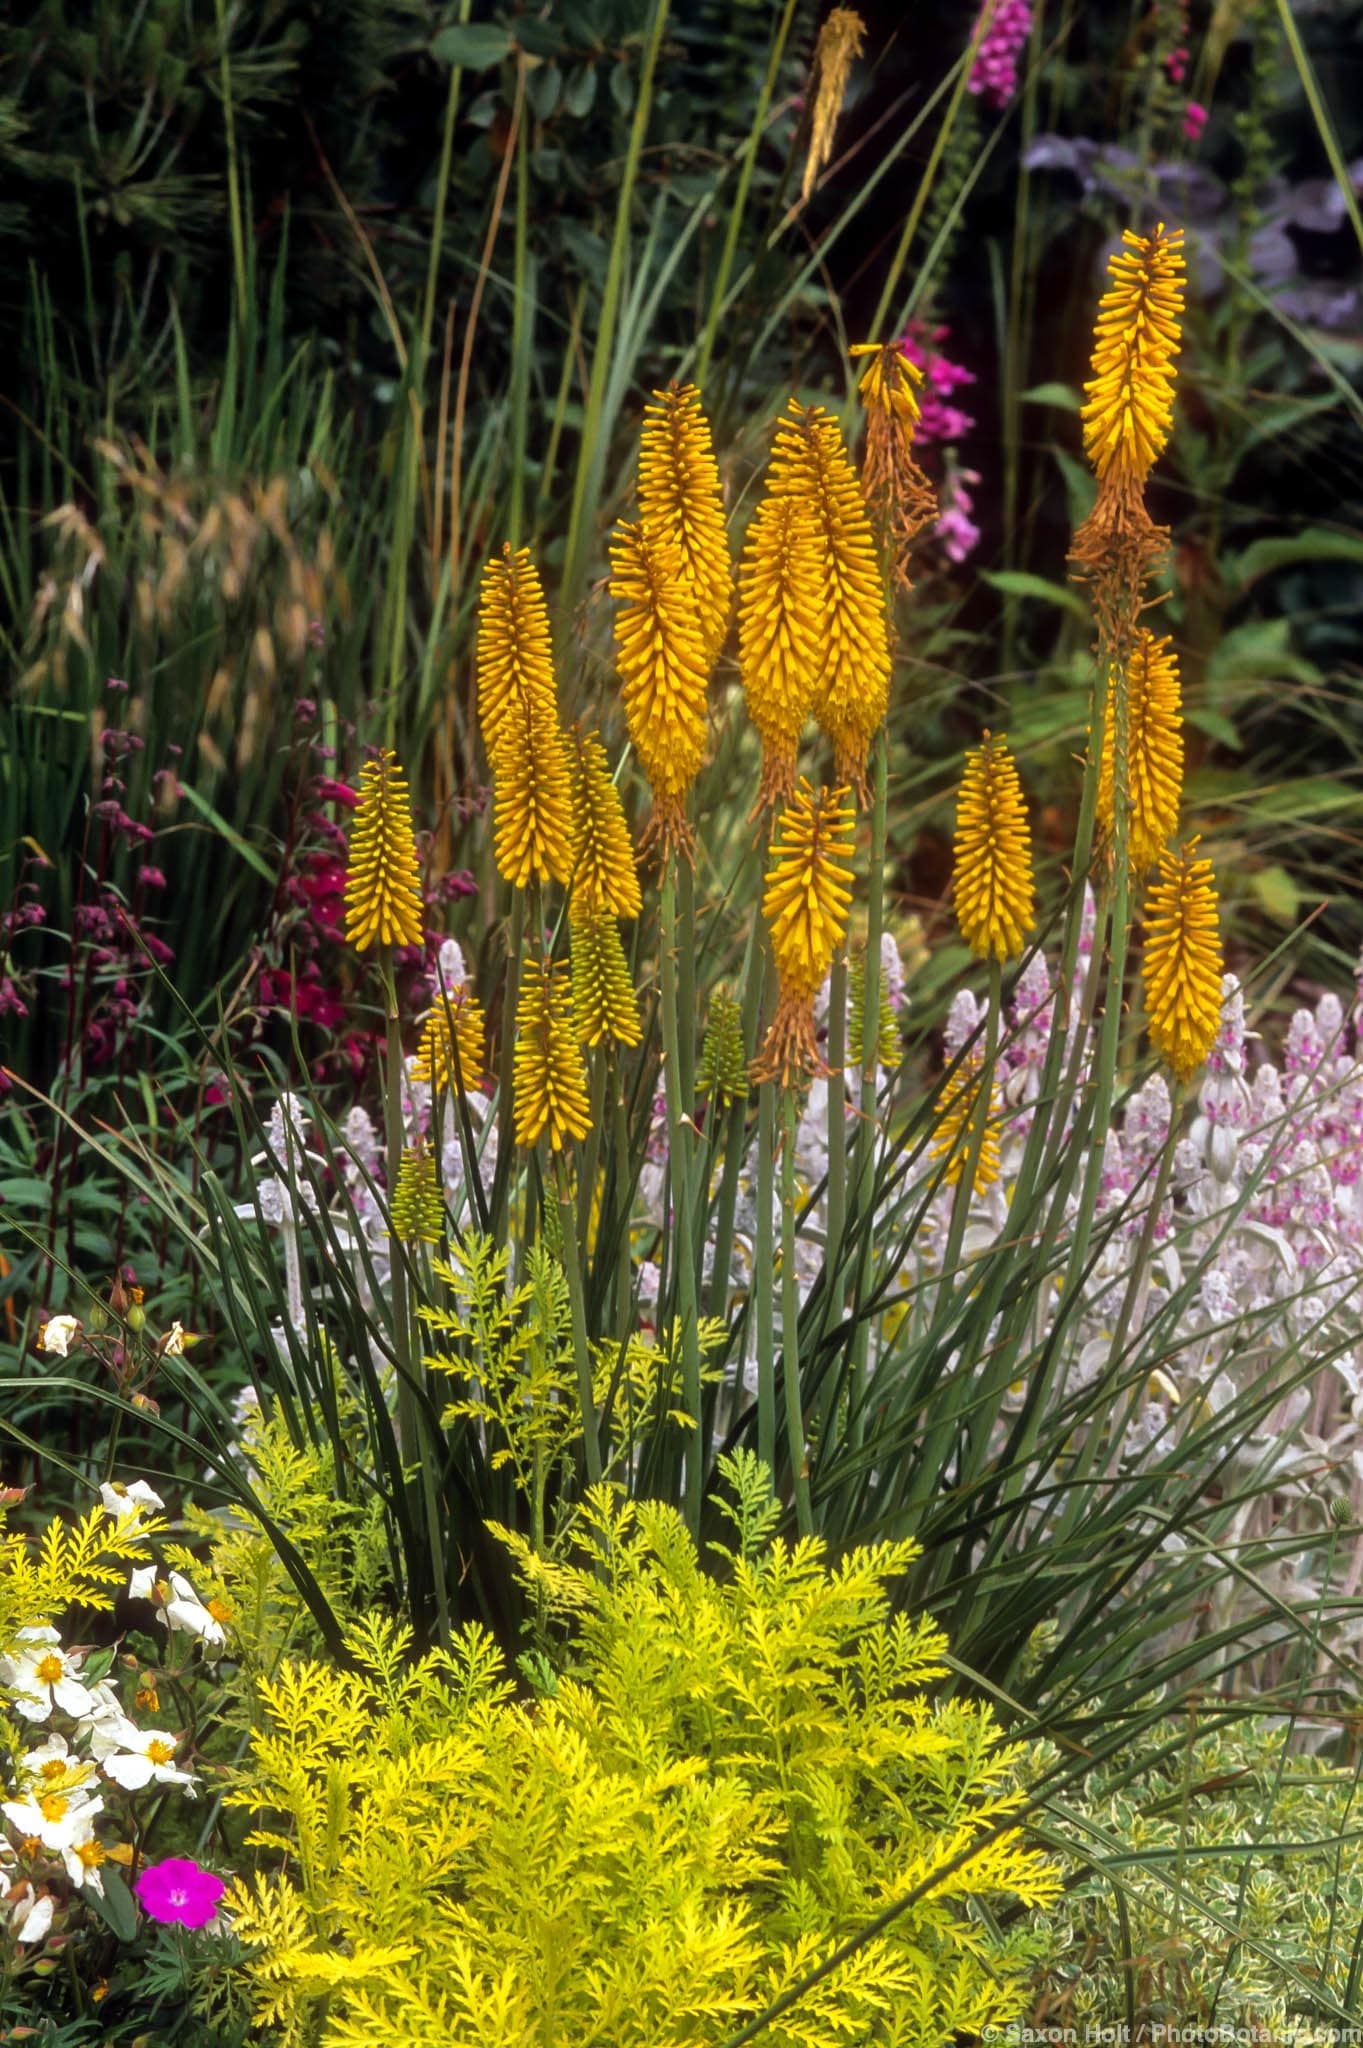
[134, 1857, 226, 1929]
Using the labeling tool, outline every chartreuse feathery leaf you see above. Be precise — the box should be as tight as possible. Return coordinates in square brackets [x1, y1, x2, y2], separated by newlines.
[221, 1452, 1057, 2047]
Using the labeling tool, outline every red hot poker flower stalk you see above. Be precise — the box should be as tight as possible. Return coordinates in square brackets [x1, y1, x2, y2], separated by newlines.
[754, 780, 856, 1085]
[1097, 628, 1183, 872]
[1070, 223, 1186, 648]
[513, 960, 592, 1151]
[344, 750, 424, 953]
[476, 546, 573, 889]
[952, 732, 1036, 963]
[610, 521, 710, 857]
[851, 340, 936, 587]
[768, 401, 890, 798]
[738, 491, 823, 810]
[1142, 837, 1223, 1082]
[637, 384, 732, 671]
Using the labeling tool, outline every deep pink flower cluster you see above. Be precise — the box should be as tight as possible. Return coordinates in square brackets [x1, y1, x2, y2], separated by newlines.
[968, 0, 1032, 110]
[898, 323, 981, 562]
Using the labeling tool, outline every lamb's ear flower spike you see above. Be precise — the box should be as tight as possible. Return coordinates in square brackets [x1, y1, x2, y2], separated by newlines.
[513, 960, 593, 1150]
[344, 749, 424, 953]
[610, 520, 710, 857]
[567, 728, 642, 921]
[410, 985, 489, 1097]
[1142, 836, 1224, 1082]
[476, 545, 573, 889]
[768, 399, 890, 797]
[738, 491, 823, 810]
[754, 780, 856, 1085]
[802, 8, 865, 203]
[1097, 628, 1183, 872]
[952, 731, 1036, 963]
[569, 913, 642, 1049]
[637, 384, 732, 670]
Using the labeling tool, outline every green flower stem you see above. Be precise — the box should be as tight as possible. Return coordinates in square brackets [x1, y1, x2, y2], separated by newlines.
[676, 848, 698, 1108]
[847, 732, 888, 1440]
[705, 908, 766, 1322]
[494, 890, 525, 1230]
[382, 958, 447, 1641]
[825, 953, 848, 1293]
[935, 958, 1003, 1309]
[578, 1045, 609, 1264]
[780, 1086, 812, 1535]
[612, 1086, 635, 1344]
[555, 1151, 602, 1485]
[660, 859, 704, 1530]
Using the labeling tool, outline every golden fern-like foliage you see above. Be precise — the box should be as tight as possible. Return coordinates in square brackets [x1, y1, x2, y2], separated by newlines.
[0, 1505, 160, 1656]
[225, 1451, 1057, 2048]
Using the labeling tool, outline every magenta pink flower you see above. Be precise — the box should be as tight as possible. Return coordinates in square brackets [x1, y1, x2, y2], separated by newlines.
[968, 0, 1032, 110]
[1182, 100, 1207, 142]
[134, 1857, 225, 1929]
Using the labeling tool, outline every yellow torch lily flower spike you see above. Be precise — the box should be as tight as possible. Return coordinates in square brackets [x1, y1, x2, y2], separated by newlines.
[1070, 223, 1186, 640]
[513, 960, 593, 1151]
[476, 545, 573, 889]
[567, 728, 642, 922]
[930, 1061, 1001, 1192]
[610, 520, 710, 856]
[411, 984, 489, 1097]
[952, 732, 1036, 964]
[1142, 837, 1223, 1083]
[344, 748, 424, 953]
[569, 912, 642, 1049]
[389, 1148, 444, 1245]
[638, 384, 732, 670]
[769, 400, 891, 797]
[738, 491, 823, 810]
[1097, 628, 1184, 872]
[754, 780, 856, 1084]
[802, 8, 865, 203]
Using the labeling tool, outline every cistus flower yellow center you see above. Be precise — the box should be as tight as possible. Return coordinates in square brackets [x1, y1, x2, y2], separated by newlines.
[754, 780, 856, 1084]
[1081, 223, 1185, 491]
[768, 400, 891, 795]
[1097, 628, 1184, 871]
[1142, 837, 1223, 1082]
[952, 732, 1036, 963]
[476, 546, 573, 890]
[513, 961, 593, 1151]
[344, 749, 424, 953]
[610, 520, 710, 854]
[637, 384, 732, 669]
[738, 491, 823, 809]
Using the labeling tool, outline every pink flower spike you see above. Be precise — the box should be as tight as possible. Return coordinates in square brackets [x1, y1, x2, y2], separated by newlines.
[134, 1857, 226, 1929]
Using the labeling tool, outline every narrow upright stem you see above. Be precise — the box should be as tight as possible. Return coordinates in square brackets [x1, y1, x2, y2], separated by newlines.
[660, 860, 704, 1530]
[848, 736, 888, 1434]
[754, 1078, 777, 1475]
[780, 1087, 812, 1535]
[824, 955, 848, 1297]
[555, 1153, 602, 1484]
